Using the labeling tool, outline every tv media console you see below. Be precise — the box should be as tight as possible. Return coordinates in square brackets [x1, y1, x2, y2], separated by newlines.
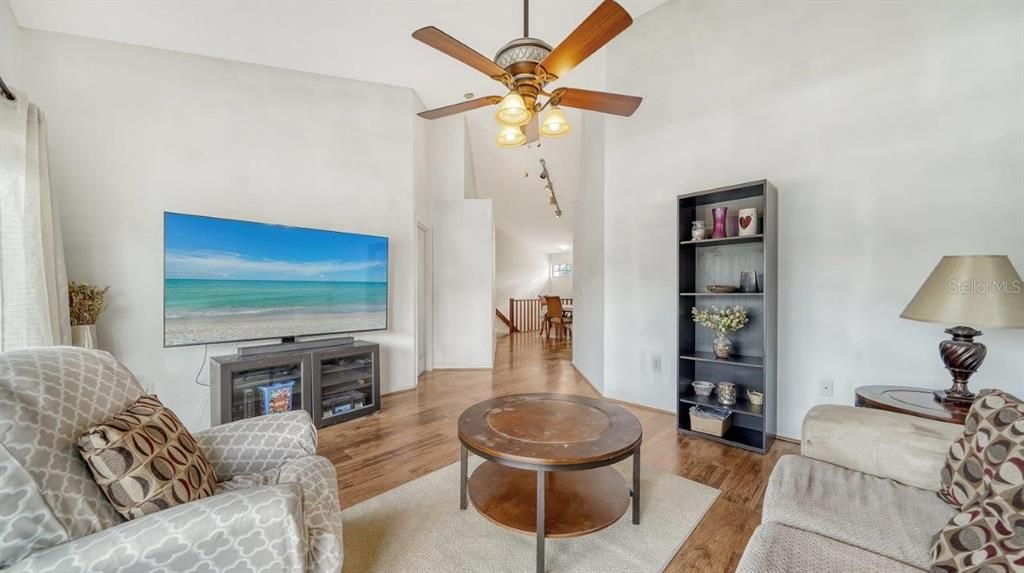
[210, 340, 380, 429]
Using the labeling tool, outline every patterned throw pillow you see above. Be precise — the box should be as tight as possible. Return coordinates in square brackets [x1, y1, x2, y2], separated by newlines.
[78, 395, 217, 520]
[939, 389, 1024, 509]
[930, 493, 1024, 572]
[931, 389, 1024, 572]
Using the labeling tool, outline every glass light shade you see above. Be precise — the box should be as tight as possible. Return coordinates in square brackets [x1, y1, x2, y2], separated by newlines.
[539, 107, 571, 138]
[496, 125, 527, 148]
[495, 93, 532, 127]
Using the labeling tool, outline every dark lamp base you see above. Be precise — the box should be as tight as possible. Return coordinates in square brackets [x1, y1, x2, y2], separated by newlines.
[934, 389, 975, 405]
[936, 325, 986, 406]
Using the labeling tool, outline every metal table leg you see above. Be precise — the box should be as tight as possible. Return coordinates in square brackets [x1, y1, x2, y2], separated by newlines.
[632, 448, 641, 525]
[537, 470, 546, 573]
[460, 444, 468, 510]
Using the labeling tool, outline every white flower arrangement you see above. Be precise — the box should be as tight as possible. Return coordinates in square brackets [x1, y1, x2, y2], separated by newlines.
[691, 305, 749, 336]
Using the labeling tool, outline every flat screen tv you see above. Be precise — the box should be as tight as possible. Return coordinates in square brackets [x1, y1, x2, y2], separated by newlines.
[164, 212, 388, 347]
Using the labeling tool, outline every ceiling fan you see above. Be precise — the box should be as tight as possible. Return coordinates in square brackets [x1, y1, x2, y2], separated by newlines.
[413, 0, 642, 148]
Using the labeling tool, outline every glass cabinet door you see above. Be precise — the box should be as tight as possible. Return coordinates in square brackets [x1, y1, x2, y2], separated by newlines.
[313, 349, 377, 425]
[228, 358, 306, 422]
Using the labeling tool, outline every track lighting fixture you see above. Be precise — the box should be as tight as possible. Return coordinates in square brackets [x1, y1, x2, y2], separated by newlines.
[539, 159, 562, 219]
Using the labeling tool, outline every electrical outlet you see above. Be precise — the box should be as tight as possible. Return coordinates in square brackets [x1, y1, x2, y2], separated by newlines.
[820, 380, 834, 397]
[652, 354, 662, 372]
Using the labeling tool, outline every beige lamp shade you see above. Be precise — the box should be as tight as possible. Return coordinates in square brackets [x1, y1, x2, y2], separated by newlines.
[900, 255, 1024, 328]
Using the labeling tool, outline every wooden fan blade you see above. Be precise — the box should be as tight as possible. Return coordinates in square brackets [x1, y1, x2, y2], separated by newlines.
[418, 96, 502, 120]
[556, 87, 642, 117]
[521, 115, 539, 143]
[539, 0, 632, 80]
[412, 26, 509, 80]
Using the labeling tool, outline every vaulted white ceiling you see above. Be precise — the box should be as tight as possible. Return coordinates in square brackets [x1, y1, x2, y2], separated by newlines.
[10, 0, 664, 252]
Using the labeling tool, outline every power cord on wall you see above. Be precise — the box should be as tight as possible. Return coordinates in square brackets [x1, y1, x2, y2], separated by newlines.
[192, 345, 210, 428]
[194, 344, 210, 387]
[191, 344, 240, 429]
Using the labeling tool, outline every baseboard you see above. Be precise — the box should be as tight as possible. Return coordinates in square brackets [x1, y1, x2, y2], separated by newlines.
[774, 434, 800, 445]
[430, 367, 494, 372]
[570, 363, 676, 416]
[607, 396, 676, 416]
[382, 385, 418, 397]
[571, 363, 603, 396]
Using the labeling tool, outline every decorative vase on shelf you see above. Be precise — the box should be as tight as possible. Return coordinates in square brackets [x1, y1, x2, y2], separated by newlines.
[71, 324, 98, 349]
[717, 382, 737, 406]
[691, 220, 707, 241]
[738, 207, 758, 237]
[711, 207, 728, 239]
[713, 333, 732, 359]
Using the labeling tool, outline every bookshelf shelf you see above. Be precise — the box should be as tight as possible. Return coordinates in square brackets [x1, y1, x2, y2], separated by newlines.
[679, 234, 763, 247]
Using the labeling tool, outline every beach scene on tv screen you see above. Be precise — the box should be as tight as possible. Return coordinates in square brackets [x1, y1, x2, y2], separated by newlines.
[164, 213, 388, 346]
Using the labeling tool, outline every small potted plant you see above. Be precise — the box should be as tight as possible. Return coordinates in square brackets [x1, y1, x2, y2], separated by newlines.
[691, 305, 749, 359]
[69, 282, 109, 349]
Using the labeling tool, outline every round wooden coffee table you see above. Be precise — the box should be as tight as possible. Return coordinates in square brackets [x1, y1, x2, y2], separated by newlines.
[458, 393, 643, 573]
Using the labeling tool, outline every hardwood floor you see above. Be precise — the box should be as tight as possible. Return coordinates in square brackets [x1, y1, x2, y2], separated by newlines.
[318, 333, 798, 572]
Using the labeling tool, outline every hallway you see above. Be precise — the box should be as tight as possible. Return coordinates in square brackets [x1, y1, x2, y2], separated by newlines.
[319, 333, 798, 572]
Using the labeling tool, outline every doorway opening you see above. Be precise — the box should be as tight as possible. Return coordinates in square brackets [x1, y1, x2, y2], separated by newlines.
[416, 221, 433, 377]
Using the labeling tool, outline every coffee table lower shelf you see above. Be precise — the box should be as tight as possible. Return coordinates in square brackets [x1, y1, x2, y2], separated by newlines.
[468, 461, 631, 537]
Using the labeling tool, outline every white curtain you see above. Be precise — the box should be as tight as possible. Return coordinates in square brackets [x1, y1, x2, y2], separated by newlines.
[0, 89, 71, 350]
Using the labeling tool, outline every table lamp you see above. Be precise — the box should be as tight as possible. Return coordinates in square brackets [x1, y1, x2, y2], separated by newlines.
[900, 255, 1024, 404]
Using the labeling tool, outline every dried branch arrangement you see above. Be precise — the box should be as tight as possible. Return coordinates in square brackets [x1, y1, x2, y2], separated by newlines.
[69, 282, 110, 326]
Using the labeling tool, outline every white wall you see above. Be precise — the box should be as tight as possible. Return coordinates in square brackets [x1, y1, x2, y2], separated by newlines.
[601, 0, 1024, 437]
[571, 55, 608, 393]
[434, 200, 495, 367]
[427, 115, 495, 368]
[21, 29, 423, 429]
[0, 0, 19, 85]
[548, 251, 574, 298]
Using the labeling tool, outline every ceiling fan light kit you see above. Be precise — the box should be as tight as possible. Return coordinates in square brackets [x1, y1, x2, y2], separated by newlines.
[413, 0, 642, 148]
[496, 92, 532, 127]
[540, 107, 571, 138]
[497, 125, 528, 148]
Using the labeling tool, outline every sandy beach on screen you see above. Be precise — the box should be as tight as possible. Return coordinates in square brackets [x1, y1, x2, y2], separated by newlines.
[165, 311, 384, 346]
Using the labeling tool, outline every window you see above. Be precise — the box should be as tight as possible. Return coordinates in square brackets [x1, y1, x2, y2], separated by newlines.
[551, 263, 573, 278]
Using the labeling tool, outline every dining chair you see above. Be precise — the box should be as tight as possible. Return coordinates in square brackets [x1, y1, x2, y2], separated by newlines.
[543, 296, 572, 339]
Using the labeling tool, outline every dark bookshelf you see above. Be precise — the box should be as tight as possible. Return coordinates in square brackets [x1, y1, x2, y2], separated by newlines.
[677, 180, 778, 454]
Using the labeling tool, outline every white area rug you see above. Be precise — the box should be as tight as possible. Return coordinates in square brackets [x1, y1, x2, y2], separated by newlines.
[341, 458, 719, 572]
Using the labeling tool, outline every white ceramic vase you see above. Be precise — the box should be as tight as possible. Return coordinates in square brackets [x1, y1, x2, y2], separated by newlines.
[738, 208, 759, 236]
[71, 324, 98, 349]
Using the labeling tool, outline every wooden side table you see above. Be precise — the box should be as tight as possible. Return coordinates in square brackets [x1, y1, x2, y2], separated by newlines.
[854, 385, 968, 425]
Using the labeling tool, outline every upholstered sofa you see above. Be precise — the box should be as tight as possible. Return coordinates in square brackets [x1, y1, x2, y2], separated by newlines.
[0, 347, 343, 573]
[737, 404, 963, 572]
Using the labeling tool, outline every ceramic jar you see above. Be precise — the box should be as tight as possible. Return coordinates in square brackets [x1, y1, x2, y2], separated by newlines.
[738, 208, 758, 236]
[691, 220, 707, 241]
[717, 382, 737, 406]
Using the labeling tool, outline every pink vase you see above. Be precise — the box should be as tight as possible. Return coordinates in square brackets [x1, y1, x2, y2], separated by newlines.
[711, 207, 728, 239]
